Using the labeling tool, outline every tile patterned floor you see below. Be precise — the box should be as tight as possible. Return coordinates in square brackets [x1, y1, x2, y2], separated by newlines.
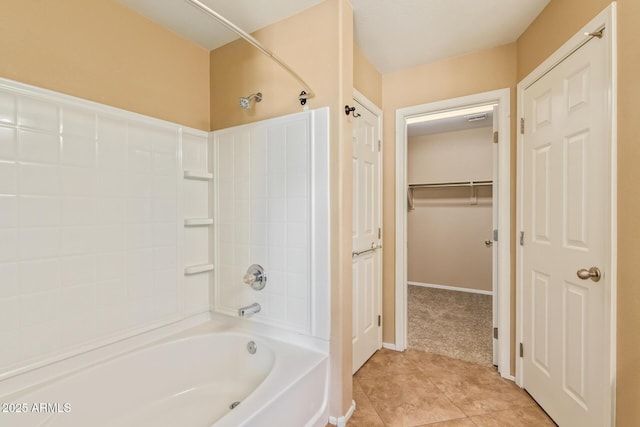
[348, 349, 556, 427]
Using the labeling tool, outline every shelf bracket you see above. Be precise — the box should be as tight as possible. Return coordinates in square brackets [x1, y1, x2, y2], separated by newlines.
[469, 181, 478, 205]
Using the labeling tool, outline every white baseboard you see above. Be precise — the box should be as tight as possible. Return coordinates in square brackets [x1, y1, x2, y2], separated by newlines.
[382, 342, 398, 351]
[408, 281, 493, 296]
[328, 400, 356, 427]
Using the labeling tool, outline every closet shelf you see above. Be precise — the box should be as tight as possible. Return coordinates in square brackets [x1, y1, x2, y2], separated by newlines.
[184, 263, 214, 275]
[408, 179, 493, 189]
[408, 180, 493, 210]
[184, 218, 214, 226]
[183, 170, 213, 180]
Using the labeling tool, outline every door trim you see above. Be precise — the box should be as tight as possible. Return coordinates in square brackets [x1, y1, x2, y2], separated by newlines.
[394, 88, 512, 379]
[515, 4, 617, 425]
[353, 88, 383, 352]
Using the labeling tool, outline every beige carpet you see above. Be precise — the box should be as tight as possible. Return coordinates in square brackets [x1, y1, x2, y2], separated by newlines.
[408, 284, 493, 366]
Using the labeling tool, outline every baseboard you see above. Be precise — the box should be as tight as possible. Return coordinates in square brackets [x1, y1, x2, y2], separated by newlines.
[382, 342, 398, 351]
[328, 400, 356, 427]
[408, 281, 493, 296]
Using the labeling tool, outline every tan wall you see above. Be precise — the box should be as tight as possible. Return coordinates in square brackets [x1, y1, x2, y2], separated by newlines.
[408, 128, 493, 291]
[408, 128, 493, 183]
[209, 0, 355, 416]
[518, 0, 640, 424]
[616, 0, 640, 423]
[353, 45, 382, 108]
[337, 0, 355, 413]
[516, 0, 610, 79]
[0, 0, 210, 130]
[408, 187, 493, 291]
[381, 43, 518, 355]
[210, 0, 345, 130]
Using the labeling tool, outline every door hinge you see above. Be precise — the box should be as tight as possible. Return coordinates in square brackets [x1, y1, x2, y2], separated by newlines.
[378, 228, 381, 239]
[493, 130, 499, 144]
[520, 342, 524, 358]
[378, 315, 381, 327]
[378, 140, 381, 152]
[520, 118, 525, 135]
[520, 231, 524, 246]
[493, 327, 498, 339]
[493, 229, 498, 242]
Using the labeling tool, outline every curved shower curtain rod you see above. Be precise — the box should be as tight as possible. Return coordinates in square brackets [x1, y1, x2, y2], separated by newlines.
[185, 0, 315, 105]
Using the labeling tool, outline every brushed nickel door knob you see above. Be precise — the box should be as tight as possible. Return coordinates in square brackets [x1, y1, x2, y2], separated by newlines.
[576, 267, 602, 282]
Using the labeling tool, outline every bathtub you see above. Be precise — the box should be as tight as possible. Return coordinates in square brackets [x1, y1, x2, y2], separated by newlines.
[0, 318, 329, 427]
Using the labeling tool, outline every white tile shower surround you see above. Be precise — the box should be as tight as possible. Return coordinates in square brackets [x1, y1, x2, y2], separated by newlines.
[0, 79, 211, 378]
[213, 109, 330, 340]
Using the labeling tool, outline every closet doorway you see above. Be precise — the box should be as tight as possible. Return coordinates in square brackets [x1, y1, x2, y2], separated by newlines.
[395, 89, 511, 378]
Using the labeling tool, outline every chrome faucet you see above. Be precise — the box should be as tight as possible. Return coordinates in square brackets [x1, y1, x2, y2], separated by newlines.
[238, 302, 261, 318]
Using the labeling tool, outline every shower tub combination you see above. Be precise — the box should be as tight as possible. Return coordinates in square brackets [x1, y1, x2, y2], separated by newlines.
[0, 76, 331, 427]
[0, 319, 329, 427]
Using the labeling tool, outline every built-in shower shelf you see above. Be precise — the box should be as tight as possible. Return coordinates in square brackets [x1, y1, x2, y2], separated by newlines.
[183, 170, 213, 180]
[184, 218, 214, 226]
[184, 263, 214, 275]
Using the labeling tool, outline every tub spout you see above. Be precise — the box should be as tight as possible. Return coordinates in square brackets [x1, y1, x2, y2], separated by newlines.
[238, 303, 261, 317]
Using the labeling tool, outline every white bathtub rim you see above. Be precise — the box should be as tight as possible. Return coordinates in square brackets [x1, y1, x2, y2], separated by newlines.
[1, 312, 330, 400]
[0, 313, 213, 398]
[214, 346, 328, 427]
[209, 312, 330, 354]
[0, 315, 330, 427]
[166, 316, 331, 426]
[176, 320, 329, 426]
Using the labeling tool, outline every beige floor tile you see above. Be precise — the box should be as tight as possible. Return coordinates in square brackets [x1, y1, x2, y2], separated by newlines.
[348, 349, 545, 427]
[470, 405, 556, 426]
[415, 417, 477, 426]
[355, 348, 416, 381]
[358, 371, 466, 427]
[348, 379, 385, 427]
[406, 350, 534, 416]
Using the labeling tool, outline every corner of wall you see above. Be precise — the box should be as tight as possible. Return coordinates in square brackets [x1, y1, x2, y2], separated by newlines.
[353, 45, 382, 108]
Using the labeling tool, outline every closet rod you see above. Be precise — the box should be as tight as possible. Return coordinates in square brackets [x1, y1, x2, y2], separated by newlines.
[408, 180, 493, 189]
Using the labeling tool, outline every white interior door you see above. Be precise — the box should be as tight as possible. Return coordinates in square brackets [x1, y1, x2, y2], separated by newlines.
[352, 99, 382, 374]
[521, 32, 610, 426]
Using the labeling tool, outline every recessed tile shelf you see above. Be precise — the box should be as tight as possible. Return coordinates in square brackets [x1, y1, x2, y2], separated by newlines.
[184, 218, 214, 226]
[183, 170, 213, 180]
[184, 263, 214, 275]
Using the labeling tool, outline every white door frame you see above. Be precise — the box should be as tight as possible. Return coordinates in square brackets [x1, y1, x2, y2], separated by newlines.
[353, 88, 383, 352]
[395, 88, 511, 379]
[515, 3, 617, 423]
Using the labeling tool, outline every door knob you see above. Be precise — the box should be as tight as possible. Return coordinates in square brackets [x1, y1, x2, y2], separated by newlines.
[484, 240, 493, 247]
[576, 267, 602, 282]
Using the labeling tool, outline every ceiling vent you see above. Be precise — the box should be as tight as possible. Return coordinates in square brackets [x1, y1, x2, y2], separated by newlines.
[465, 113, 488, 122]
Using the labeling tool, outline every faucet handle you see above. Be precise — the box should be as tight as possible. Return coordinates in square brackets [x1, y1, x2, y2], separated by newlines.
[243, 264, 267, 290]
[243, 272, 256, 284]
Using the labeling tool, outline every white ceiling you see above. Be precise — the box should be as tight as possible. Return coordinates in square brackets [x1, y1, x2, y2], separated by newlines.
[119, 0, 549, 74]
[118, 0, 326, 51]
[351, 0, 549, 73]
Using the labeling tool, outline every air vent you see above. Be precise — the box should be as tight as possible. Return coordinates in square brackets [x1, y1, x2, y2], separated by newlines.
[465, 113, 487, 122]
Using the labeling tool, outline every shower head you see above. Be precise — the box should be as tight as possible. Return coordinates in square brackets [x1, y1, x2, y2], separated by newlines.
[239, 92, 262, 109]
